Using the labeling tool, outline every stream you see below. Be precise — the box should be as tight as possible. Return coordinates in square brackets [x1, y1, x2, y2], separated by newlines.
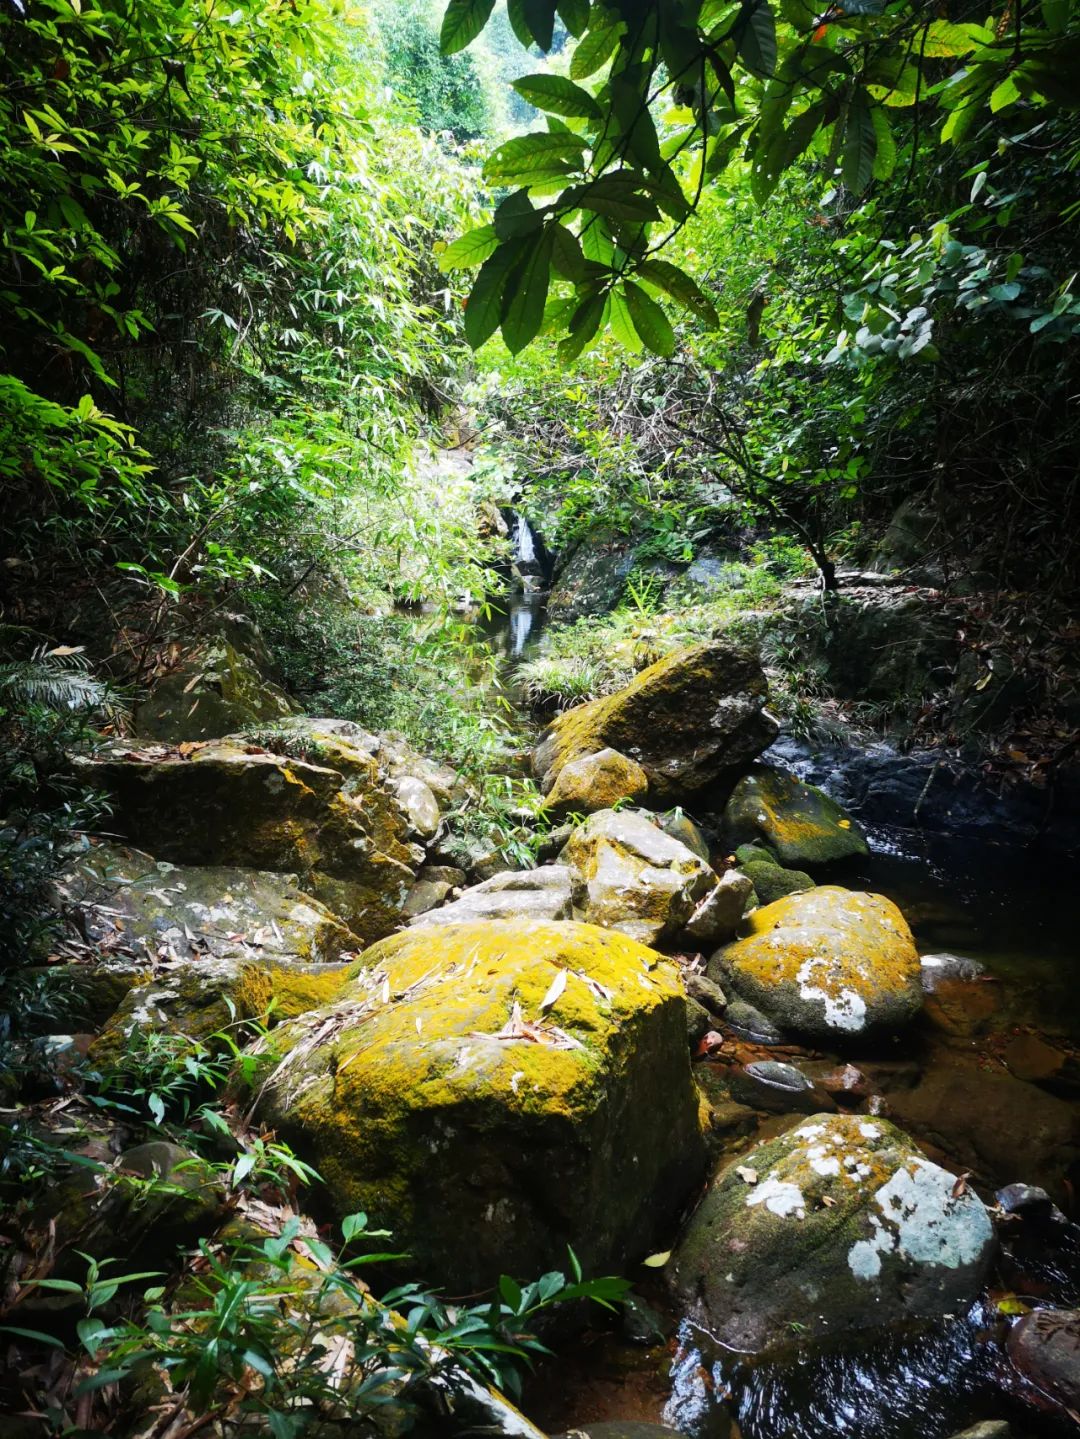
[478, 587, 1080, 1439]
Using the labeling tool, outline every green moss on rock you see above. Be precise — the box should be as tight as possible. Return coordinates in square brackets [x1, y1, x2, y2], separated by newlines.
[724, 766, 869, 866]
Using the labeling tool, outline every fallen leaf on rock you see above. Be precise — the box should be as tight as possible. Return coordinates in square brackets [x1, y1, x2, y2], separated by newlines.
[642, 1251, 671, 1268]
[539, 968, 567, 1014]
[821, 1194, 837, 1208]
[951, 1172, 972, 1198]
[735, 1166, 759, 1185]
[695, 1031, 724, 1057]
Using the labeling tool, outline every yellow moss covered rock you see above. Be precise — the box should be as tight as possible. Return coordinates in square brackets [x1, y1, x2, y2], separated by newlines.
[533, 640, 776, 801]
[708, 886, 921, 1040]
[75, 734, 417, 943]
[544, 747, 649, 819]
[256, 919, 706, 1292]
[723, 765, 869, 866]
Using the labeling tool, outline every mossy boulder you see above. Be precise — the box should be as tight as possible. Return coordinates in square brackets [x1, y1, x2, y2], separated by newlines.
[55, 843, 358, 966]
[135, 640, 296, 742]
[561, 809, 717, 947]
[724, 765, 869, 866]
[76, 734, 417, 943]
[739, 857, 815, 905]
[88, 954, 357, 1066]
[534, 641, 777, 802]
[256, 919, 706, 1292]
[709, 886, 921, 1040]
[670, 1113, 995, 1356]
[545, 747, 649, 819]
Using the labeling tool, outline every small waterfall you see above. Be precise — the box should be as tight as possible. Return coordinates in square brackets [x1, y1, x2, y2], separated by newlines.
[513, 514, 538, 571]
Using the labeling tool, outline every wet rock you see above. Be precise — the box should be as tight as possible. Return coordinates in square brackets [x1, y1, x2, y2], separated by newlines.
[886, 1068, 1080, 1200]
[670, 1113, 995, 1356]
[1008, 1309, 1080, 1408]
[946, 1424, 1011, 1439]
[684, 869, 753, 946]
[76, 732, 418, 943]
[920, 952, 987, 991]
[135, 639, 296, 742]
[815, 1062, 874, 1103]
[723, 766, 869, 866]
[257, 919, 707, 1293]
[534, 641, 776, 802]
[410, 866, 574, 928]
[709, 886, 921, 1042]
[727, 1061, 835, 1116]
[724, 998, 784, 1044]
[54, 843, 358, 966]
[555, 1426, 693, 1439]
[1003, 1034, 1080, 1093]
[561, 810, 717, 947]
[546, 531, 640, 621]
[545, 747, 649, 819]
[621, 1293, 673, 1346]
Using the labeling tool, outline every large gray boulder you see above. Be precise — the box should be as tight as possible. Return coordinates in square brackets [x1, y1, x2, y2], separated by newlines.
[671, 1113, 995, 1356]
[135, 639, 295, 741]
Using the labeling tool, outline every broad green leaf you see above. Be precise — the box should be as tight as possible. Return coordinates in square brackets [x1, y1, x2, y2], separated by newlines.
[608, 285, 643, 352]
[1042, 0, 1069, 30]
[500, 232, 554, 354]
[506, 0, 534, 46]
[842, 91, 877, 194]
[559, 290, 609, 361]
[575, 172, 661, 222]
[624, 280, 675, 356]
[638, 258, 718, 325]
[736, 0, 777, 78]
[920, 21, 986, 58]
[494, 190, 548, 239]
[550, 223, 585, 280]
[569, 20, 623, 80]
[483, 132, 586, 186]
[437, 224, 498, 272]
[990, 75, 1020, 113]
[558, 0, 591, 36]
[512, 73, 602, 119]
[870, 105, 896, 181]
[499, 1273, 523, 1309]
[440, 0, 496, 55]
[523, 0, 558, 49]
[464, 241, 524, 349]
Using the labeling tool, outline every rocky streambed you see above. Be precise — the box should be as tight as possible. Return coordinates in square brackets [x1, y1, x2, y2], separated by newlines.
[5, 628, 1080, 1439]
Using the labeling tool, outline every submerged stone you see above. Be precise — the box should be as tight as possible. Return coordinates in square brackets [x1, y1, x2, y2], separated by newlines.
[709, 886, 921, 1041]
[671, 1113, 995, 1356]
[256, 919, 706, 1292]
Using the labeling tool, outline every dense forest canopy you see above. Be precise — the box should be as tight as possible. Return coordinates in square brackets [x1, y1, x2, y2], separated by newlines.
[1, 2, 1080, 1436]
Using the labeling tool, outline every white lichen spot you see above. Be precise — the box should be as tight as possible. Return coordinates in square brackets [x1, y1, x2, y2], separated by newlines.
[796, 1123, 826, 1140]
[795, 957, 868, 1032]
[859, 1123, 881, 1139]
[807, 1145, 842, 1178]
[746, 1173, 807, 1219]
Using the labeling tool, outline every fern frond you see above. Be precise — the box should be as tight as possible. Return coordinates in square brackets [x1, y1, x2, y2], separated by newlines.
[0, 646, 125, 719]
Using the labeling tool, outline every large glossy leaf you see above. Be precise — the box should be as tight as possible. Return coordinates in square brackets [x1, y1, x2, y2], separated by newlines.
[638, 258, 718, 326]
[574, 172, 661, 221]
[842, 90, 877, 194]
[558, 288, 608, 360]
[870, 104, 896, 180]
[464, 241, 525, 349]
[569, 20, 623, 79]
[736, 0, 777, 78]
[483, 132, 587, 186]
[512, 73, 602, 119]
[558, 0, 591, 37]
[440, 0, 496, 55]
[624, 280, 676, 356]
[437, 224, 498, 272]
[501, 231, 554, 353]
[608, 285, 644, 352]
[550, 222, 585, 280]
[523, 0, 558, 49]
